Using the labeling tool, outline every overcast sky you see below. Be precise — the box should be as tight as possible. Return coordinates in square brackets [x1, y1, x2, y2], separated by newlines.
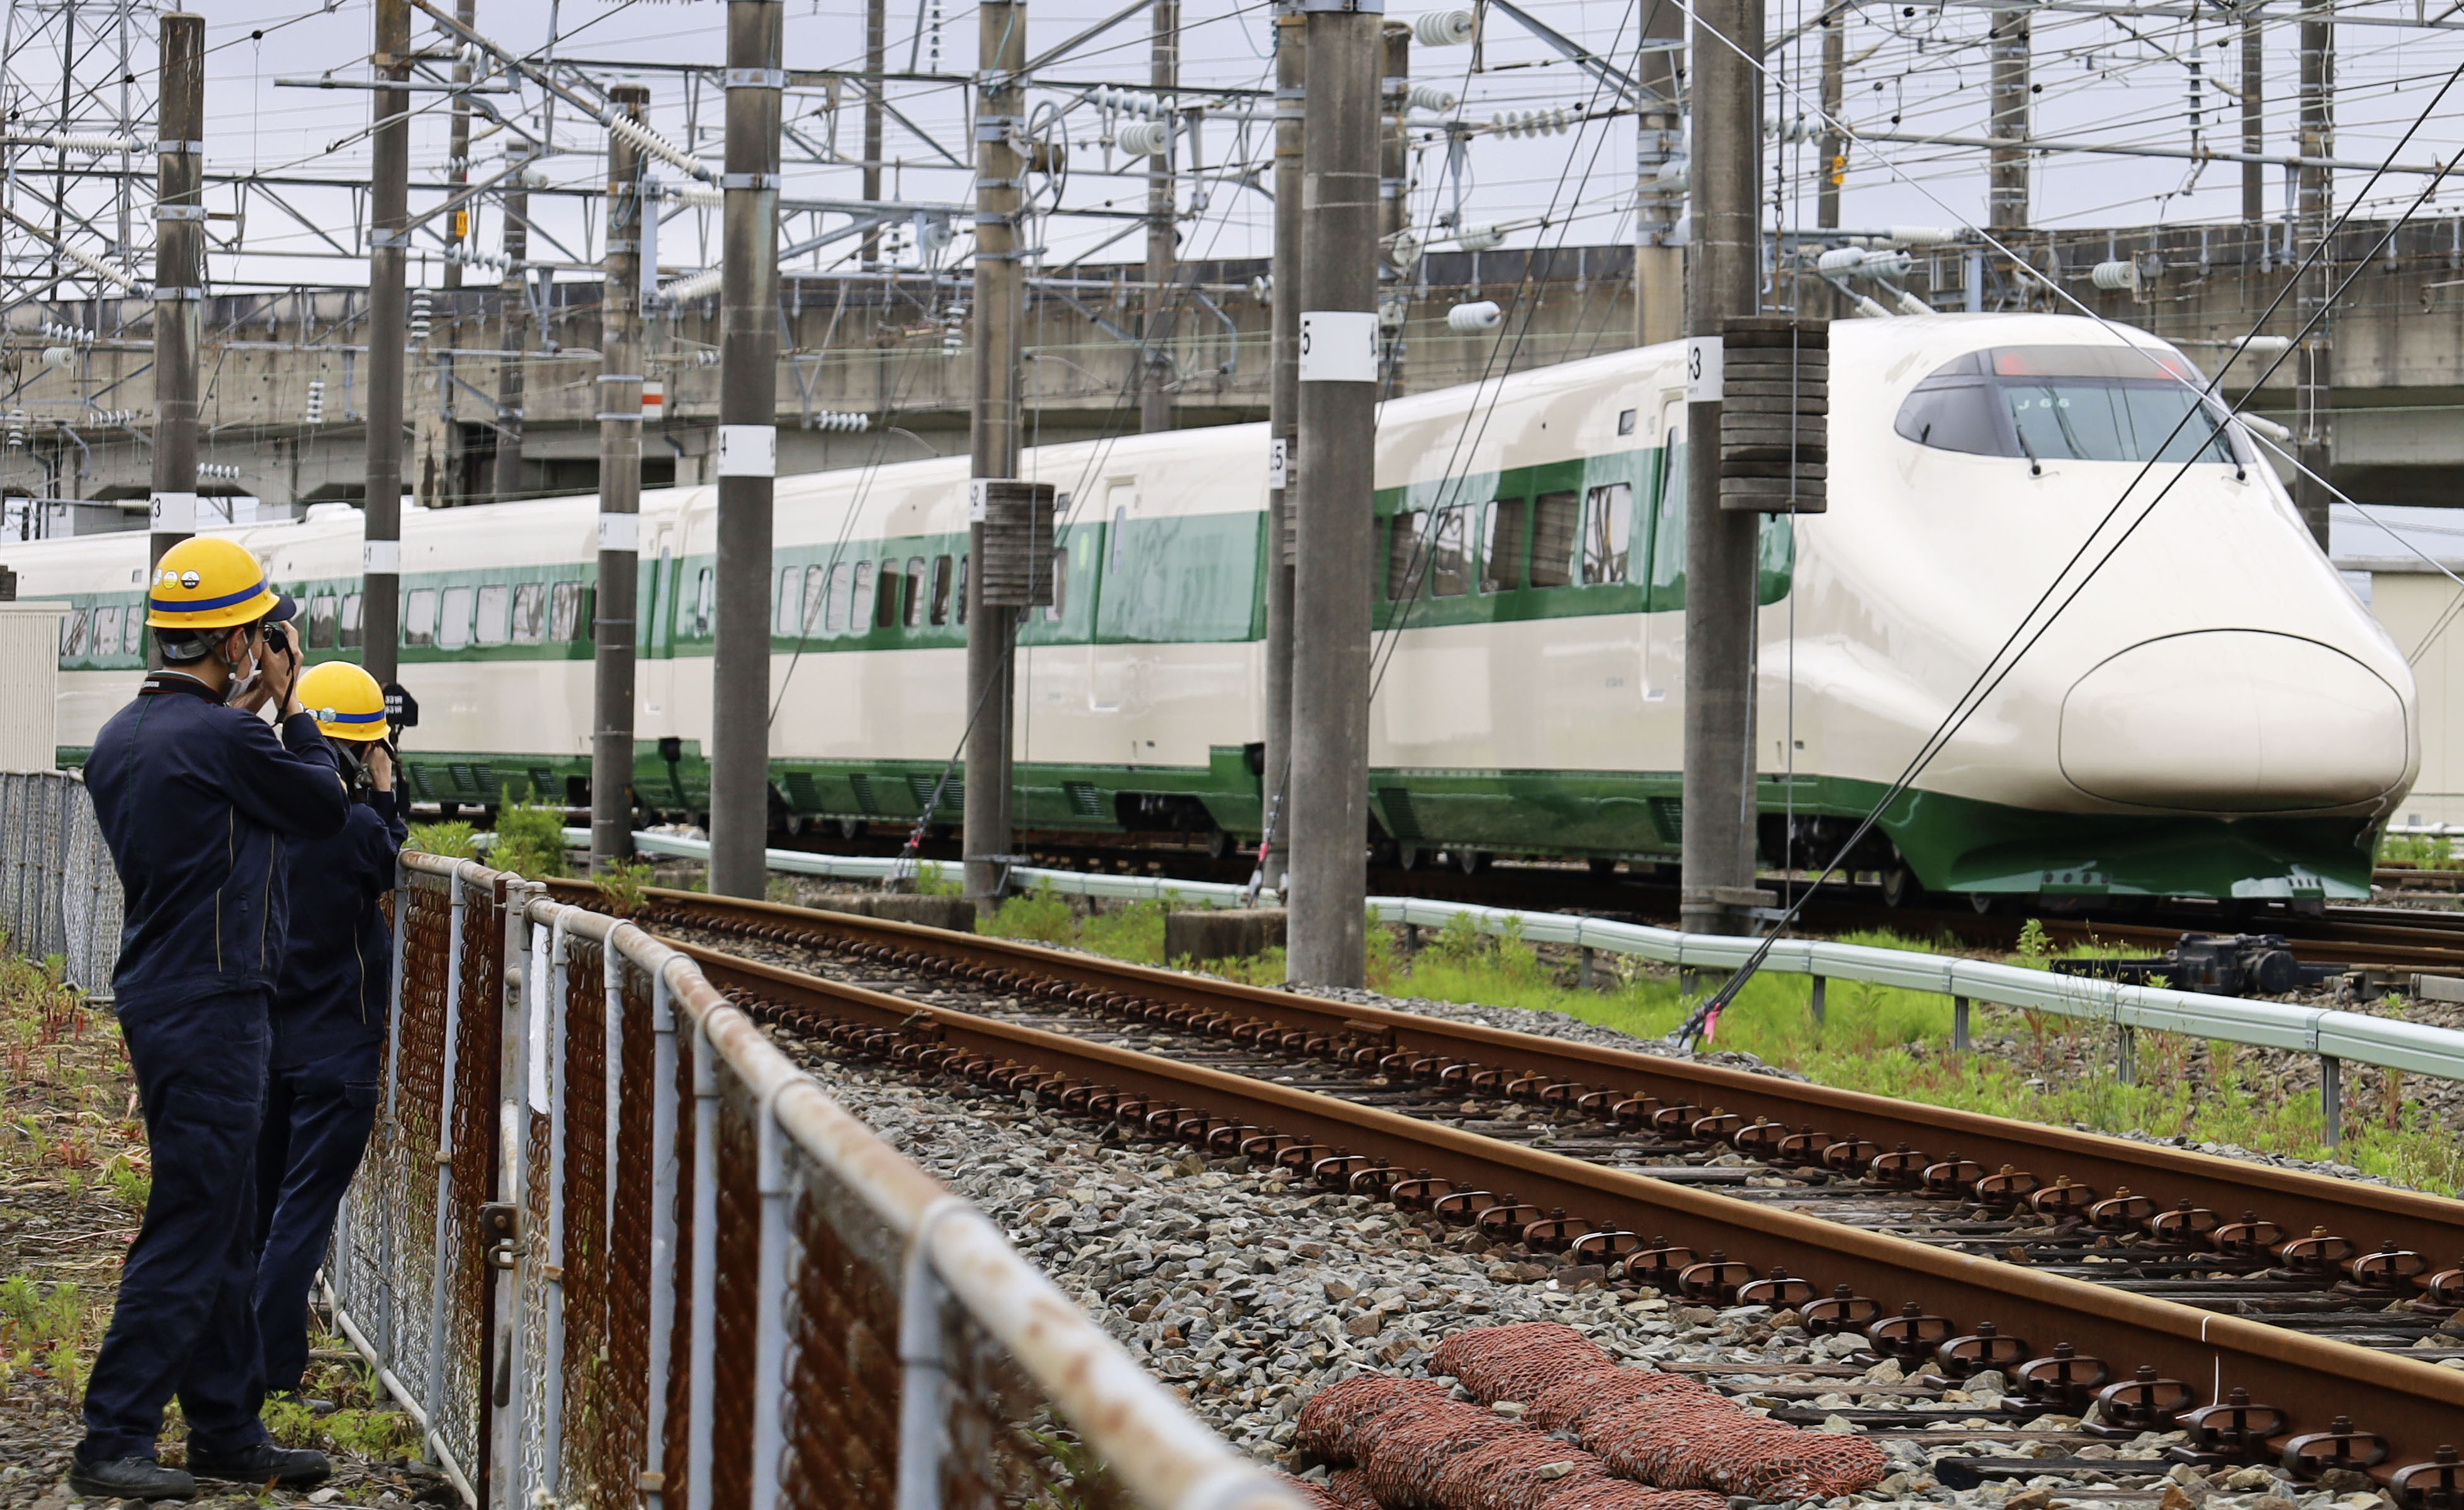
[11, 0, 2464, 292]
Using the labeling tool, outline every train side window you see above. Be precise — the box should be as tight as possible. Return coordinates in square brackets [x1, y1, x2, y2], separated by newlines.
[801, 565, 827, 634]
[956, 555, 968, 627]
[123, 605, 144, 655]
[775, 567, 801, 634]
[1581, 483, 1634, 585]
[692, 567, 715, 638]
[824, 562, 852, 631]
[403, 588, 438, 647]
[93, 606, 123, 658]
[1042, 554, 1066, 623]
[475, 584, 513, 645]
[850, 561, 874, 630]
[1386, 510, 1425, 600]
[60, 610, 88, 660]
[438, 586, 475, 650]
[877, 562, 903, 629]
[929, 555, 953, 625]
[901, 558, 926, 628]
[550, 581, 583, 641]
[307, 595, 339, 650]
[1529, 490, 1578, 587]
[510, 582, 547, 644]
[341, 593, 364, 648]
[1482, 499, 1528, 592]
[1428, 505, 1470, 597]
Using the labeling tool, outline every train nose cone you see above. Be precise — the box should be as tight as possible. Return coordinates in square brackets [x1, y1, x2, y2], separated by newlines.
[2059, 630, 2407, 812]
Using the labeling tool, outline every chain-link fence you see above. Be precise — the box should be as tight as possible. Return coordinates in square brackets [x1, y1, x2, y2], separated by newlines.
[329, 852, 1304, 1510]
[0, 770, 121, 997]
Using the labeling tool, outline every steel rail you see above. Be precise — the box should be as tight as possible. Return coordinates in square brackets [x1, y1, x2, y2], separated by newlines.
[555, 882, 2464, 1265]
[671, 935, 2464, 1484]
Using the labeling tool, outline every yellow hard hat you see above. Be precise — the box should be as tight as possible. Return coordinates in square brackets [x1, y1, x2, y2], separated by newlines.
[147, 536, 278, 631]
[297, 661, 391, 741]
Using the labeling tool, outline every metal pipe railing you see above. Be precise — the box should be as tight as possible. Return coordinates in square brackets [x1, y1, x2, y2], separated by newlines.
[315, 851, 1304, 1510]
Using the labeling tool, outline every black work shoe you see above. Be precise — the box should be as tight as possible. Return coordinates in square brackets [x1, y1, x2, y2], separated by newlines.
[66, 1453, 196, 1501]
[185, 1441, 332, 1487]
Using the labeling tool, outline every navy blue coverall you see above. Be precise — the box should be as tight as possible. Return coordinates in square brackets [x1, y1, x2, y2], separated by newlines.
[81, 673, 347, 1464]
[252, 781, 406, 1394]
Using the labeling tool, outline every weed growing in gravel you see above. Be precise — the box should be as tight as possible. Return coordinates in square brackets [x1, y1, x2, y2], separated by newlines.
[982, 884, 1081, 946]
[491, 797, 572, 879]
[911, 860, 961, 897]
[407, 819, 480, 859]
[595, 857, 653, 916]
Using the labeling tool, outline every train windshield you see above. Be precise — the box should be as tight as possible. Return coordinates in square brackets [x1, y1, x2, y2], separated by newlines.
[1894, 345, 2249, 465]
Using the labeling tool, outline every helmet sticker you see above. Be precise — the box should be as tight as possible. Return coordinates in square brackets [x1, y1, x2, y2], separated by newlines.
[179, 570, 200, 589]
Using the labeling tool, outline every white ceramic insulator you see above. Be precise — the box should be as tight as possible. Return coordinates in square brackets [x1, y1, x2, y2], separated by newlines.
[1456, 223, 1504, 252]
[1116, 120, 1172, 157]
[664, 269, 724, 303]
[1414, 9, 1477, 45]
[2234, 334, 2293, 356]
[40, 346, 73, 371]
[1408, 84, 1459, 112]
[1816, 246, 1867, 273]
[2091, 259, 2139, 291]
[1887, 225, 1958, 246]
[1447, 300, 1503, 332]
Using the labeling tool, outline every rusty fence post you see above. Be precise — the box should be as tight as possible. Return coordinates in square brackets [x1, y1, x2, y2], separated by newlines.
[540, 916, 572, 1501]
[750, 1084, 794, 1509]
[898, 1200, 968, 1510]
[687, 1015, 720, 1508]
[643, 970, 680, 1510]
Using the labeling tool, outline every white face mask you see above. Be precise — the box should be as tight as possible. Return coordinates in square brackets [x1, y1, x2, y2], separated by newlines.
[221, 630, 264, 706]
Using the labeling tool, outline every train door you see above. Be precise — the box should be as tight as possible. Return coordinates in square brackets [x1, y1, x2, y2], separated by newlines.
[1637, 394, 1688, 770]
[1089, 477, 1139, 718]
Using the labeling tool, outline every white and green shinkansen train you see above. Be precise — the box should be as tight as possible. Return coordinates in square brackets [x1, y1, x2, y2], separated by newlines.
[24, 312, 2416, 904]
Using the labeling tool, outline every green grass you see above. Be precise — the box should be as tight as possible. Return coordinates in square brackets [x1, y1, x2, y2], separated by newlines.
[490, 798, 570, 881]
[405, 819, 478, 859]
[2379, 831, 2464, 869]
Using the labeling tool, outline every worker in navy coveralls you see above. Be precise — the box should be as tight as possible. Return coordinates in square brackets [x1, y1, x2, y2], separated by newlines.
[74, 536, 347, 1501]
[252, 660, 407, 1399]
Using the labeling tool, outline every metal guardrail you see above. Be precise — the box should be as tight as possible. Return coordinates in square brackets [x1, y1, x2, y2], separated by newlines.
[329, 852, 1304, 1510]
[576, 829, 2464, 1149]
[0, 770, 120, 997]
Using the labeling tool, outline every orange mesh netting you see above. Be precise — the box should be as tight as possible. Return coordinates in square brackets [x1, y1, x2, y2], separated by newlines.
[1294, 1373, 1731, 1510]
[1432, 1324, 1889, 1502]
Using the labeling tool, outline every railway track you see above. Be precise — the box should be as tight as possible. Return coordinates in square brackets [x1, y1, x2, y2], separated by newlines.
[548, 881, 2464, 1492]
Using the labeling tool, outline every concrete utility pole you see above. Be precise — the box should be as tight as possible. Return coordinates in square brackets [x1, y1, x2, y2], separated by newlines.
[441, 0, 475, 502]
[1286, 0, 1379, 987]
[707, 0, 784, 898]
[1262, 6, 1303, 894]
[2294, 0, 2332, 548]
[492, 147, 531, 503]
[363, 0, 411, 689]
[1817, 4, 1845, 230]
[1632, 24, 1685, 347]
[147, 11, 202, 597]
[1142, 0, 1178, 433]
[1379, 20, 1409, 387]
[1987, 8, 2029, 233]
[1678, 0, 1763, 937]
[862, 0, 886, 265]
[592, 84, 651, 874]
[963, 0, 1028, 916]
[2241, 14, 2264, 224]
[443, 0, 477, 291]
